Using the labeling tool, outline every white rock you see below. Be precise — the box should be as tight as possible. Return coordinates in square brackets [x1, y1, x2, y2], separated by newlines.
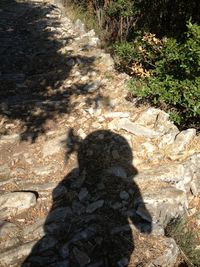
[80, 75, 89, 82]
[0, 237, 20, 252]
[184, 153, 200, 196]
[86, 200, 104, 213]
[0, 241, 37, 267]
[84, 29, 95, 37]
[159, 130, 179, 148]
[107, 118, 119, 130]
[0, 134, 20, 145]
[92, 121, 101, 129]
[0, 221, 20, 240]
[135, 108, 163, 126]
[77, 128, 87, 139]
[0, 192, 37, 219]
[135, 108, 179, 138]
[23, 219, 45, 241]
[135, 186, 188, 226]
[149, 222, 165, 236]
[104, 112, 130, 119]
[33, 165, 58, 176]
[88, 37, 100, 47]
[94, 108, 102, 116]
[141, 142, 156, 153]
[171, 128, 196, 155]
[99, 53, 114, 69]
[134, 163, 192, 192]
[116, 118, 160, 138]
[74, 19, 85, 32]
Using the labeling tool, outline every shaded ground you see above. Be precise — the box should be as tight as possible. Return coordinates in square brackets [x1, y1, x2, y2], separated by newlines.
[21, 130, 153, 267]
[0, 0, 98, 141]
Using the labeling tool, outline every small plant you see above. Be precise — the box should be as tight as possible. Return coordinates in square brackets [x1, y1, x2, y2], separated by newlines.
[63, 0, 101, 35]
[165, 217, 200, 266]
[106, 0, 135, 17]
[113, 41, 134, 64]
[113, 31, 164, 71]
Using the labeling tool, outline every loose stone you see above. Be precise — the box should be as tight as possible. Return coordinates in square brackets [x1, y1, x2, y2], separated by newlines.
[120, 191, 129, 200]
[83, 81, 101, 93]
[104, 112, 130, 119]
[78, 187, 88, 201]
[23, 219, 45, 241]
[113, 118, 160, 138]
[0, 221, 20, 240]
[0, 192, 37, 219]
[105, 166, 127, 179]
[1, 241, 37, 267]
[171, 128, 196, 155]
[86, 200, 104, 213]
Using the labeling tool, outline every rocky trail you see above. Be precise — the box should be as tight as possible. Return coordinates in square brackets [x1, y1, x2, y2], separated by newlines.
[0, 0, 200, 266]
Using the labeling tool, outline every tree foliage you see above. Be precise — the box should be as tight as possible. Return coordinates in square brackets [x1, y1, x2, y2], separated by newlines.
[128, 21, 200, 126]
[65, 0, 200, 40]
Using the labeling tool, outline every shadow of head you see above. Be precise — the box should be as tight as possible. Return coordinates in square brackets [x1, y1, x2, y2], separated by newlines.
[20, 130, 152, 267]
[77, 130, 138, 178]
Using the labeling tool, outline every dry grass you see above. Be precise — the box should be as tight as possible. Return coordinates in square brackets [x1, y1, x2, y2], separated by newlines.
[62, 0, 101, 36]
[166, 196, 200, 267]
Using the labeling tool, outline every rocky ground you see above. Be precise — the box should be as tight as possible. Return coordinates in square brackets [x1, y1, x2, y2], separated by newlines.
[0, 0, 200, 266]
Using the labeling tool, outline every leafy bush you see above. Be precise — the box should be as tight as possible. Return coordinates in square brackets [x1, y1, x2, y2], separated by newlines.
[113, 32, 164, 72]
[106, 0, 135, 17]
[129, 21, 200, 127]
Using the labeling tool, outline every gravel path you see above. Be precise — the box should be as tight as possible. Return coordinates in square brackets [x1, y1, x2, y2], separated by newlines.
[0, 1, 200, 266]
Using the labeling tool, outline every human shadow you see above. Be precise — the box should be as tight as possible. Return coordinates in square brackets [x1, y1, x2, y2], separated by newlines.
[22, 130, 152, 267]
[0, 0, 106, 142]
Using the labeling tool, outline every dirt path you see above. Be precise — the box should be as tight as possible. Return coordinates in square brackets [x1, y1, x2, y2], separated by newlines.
[0, 1, 200, 266]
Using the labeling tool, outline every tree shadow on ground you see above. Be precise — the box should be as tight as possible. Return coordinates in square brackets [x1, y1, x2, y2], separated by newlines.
[0, 0, 105, 142]
[22, 130, 152, 267]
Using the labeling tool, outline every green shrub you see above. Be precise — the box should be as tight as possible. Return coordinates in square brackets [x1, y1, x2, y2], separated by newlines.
[106, 0, 135, 17]
[113, 32, 164, 71]
[129, 21, 200, 127]
[113, 41, 134, 64]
